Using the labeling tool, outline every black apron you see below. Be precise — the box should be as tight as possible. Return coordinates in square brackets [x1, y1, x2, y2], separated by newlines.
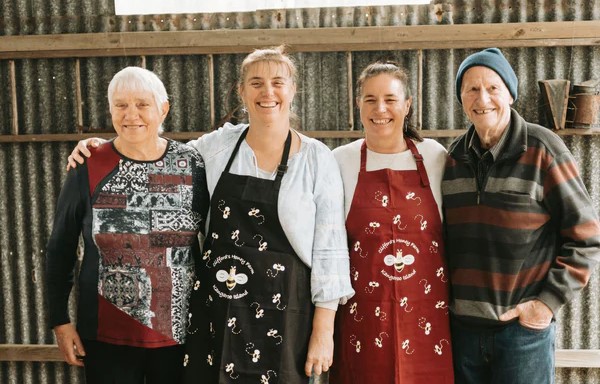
[184, 128, 313, 384]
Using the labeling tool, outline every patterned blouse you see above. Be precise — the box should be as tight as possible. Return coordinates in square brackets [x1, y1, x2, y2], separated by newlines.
[46, 139, 209, 347]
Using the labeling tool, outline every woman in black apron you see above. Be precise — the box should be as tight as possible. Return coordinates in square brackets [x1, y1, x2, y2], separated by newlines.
[62, 46, 354, 384]
[182, 46, 354, 383]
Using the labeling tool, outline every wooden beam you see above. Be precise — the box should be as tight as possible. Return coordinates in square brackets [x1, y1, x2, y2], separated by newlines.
[1, 128, 599, 143]
[556, 349, 600, 368]
[346, 51, 354, 130]
[0, 344, 63, 362]
[1, 21, 599, 59]
[208, 54, 215, 129]
[0, 130, 454, 143]
[1, 344, 598, 367]
[9, 60, 18, 135]
[1, 128, 600, 143]
[74, 59, 83, 129]
[417, 49, 423, 130]
[0, 131, 363, 143]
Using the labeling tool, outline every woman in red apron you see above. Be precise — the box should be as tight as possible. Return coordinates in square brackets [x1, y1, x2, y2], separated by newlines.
[330, 62, 454, 383]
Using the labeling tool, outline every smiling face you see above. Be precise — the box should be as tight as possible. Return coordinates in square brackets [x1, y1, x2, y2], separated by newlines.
[358, 73, 412, 152]
[460, 66, 513, 146]
[239, 61, 296, 126]
[111, 89, 168, 148]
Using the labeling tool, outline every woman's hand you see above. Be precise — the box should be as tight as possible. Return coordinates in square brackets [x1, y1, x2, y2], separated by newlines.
[66, 138, 105, 171]
[304, 307, 335, 377]
[53, 323, 86, 366]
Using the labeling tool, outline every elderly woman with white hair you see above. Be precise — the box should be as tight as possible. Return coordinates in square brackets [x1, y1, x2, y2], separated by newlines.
[45, 66, 209, 384]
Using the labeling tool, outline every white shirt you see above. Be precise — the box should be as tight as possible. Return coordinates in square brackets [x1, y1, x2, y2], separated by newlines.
[188, 123, 355, 308]
[333, 138, 447, 220]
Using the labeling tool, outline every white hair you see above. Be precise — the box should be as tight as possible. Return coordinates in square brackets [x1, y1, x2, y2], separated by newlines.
[107, 66, 168, 133]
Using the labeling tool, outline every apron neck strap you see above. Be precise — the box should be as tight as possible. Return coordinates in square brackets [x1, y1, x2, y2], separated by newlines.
[359, 140, 368, 171]
[275, 130, 292, 181]
[224, 127, 250, 173]
[406, 138, 430, 187]
[224, 127, 292, 182]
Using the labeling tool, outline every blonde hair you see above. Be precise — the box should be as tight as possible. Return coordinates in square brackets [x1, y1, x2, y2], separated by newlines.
[238, 45, 298, 87]
[238, 46, 300, 128]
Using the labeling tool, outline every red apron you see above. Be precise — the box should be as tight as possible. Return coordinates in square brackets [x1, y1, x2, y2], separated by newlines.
[330, 139, 454, 384]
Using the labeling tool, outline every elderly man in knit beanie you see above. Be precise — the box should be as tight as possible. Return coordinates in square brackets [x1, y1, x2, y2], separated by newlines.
[442, 48, 600, 383]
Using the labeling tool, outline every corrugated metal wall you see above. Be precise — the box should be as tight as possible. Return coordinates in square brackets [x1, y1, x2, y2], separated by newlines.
[1, 1, 600, 383]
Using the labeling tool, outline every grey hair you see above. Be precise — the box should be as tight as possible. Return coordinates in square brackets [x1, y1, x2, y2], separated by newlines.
[107, 66, 168, 133]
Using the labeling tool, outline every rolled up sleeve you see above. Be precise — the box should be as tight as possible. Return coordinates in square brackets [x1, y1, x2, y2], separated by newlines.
[309, 146, 355, 306]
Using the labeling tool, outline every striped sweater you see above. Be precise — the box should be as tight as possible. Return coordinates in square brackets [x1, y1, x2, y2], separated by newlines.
[442, 109, 600, 326]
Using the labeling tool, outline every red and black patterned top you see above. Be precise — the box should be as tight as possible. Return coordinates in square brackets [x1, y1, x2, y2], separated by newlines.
[46, 139, 209, 348]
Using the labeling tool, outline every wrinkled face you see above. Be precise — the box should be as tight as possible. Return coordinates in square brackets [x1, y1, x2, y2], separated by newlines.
[239, 61, 296, 125]
[358, 74, 412, 144]
[460, 66, 513, 134]
[111, 89, 168, 147]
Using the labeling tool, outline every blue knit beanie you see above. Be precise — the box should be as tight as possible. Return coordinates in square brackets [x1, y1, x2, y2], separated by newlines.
[455, 48, 518, 104]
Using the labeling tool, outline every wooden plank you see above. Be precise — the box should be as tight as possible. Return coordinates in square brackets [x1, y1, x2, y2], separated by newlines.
[554, 128, 600, 136]
[3, 37, 598, 59]
[9, 60, 18, 135]
[0, 131, 362, 143]
[0, 344, 63, 362]
[1, 21, 600, 59]
[0, 128, 600, 143]
[74, 59, 83, 129]
[417, 49, 423, 130]
[2, 128, 600, 143]
[556, 349, 600, 368]
[346, 51, 354, 130]
[0, 133, 118, 142]
[419, 129, 467, 138]
[208, 54, 215, 129]
[0, 344, 598, 367]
